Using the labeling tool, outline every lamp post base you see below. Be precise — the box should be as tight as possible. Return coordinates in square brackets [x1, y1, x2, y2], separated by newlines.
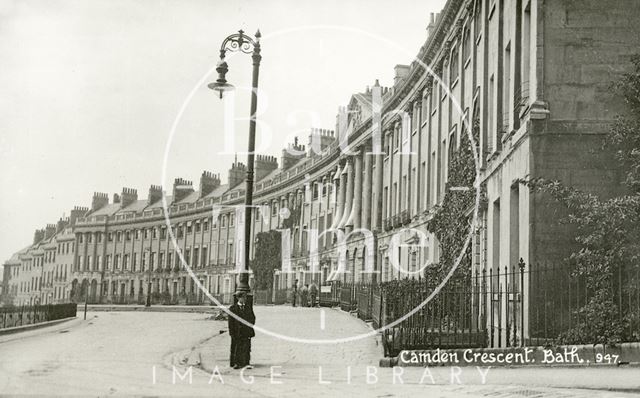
[146, 282, 152, 307]
[236, 273, 251, 294]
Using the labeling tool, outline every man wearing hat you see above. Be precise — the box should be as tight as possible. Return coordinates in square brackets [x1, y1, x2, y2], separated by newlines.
[228, 291, 256, 369]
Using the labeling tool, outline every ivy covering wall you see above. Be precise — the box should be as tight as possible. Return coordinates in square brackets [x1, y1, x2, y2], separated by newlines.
[251, 230, 282, 290]
[424, 120, 479, 283]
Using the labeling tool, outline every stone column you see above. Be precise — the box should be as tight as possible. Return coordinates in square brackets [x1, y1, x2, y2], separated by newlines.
[330, 164, 344, 230]
[405, 104, 413, 215]
[396, 120, 403, 216]
[338, 158, 353, 229]
[361, 144, 373, 230]
[296, 189, 305, 256]
[373, 135, 384, 230]
[321, 175, 328, 224]
[414, 97, 423, 214]
[339, 162, 349, 229]
[346, 150, 363, 229]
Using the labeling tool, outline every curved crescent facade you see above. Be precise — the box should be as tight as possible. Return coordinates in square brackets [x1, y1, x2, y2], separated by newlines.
[3, 0, 638, 337]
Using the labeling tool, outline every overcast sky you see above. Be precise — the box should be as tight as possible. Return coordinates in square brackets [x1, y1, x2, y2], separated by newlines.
[0, 0, 447, 268]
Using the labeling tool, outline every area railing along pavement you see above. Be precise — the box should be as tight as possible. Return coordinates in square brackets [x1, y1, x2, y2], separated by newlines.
[527, 261, 640, 346]
[318, 260, 639, 356]
[1, 303, 77, 329]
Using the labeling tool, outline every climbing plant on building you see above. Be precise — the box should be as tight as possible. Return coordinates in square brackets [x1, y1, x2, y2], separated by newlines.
[425, 119, 478, 283]
[251, 230, 282, 290]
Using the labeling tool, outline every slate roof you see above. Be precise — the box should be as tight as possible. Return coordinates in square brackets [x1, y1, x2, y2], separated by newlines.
[146, 195, 173, 209]
[88, 203, 121, 217]
[116, 199, 148, 214]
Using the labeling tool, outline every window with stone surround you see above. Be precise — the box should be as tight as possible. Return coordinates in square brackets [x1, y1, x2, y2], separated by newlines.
[201, 247, 207, 267]
[450, 45, 459, 86]
[474, 0, 483, 41]
[193, 248, 199, 268]
[463, 25, 471, 64]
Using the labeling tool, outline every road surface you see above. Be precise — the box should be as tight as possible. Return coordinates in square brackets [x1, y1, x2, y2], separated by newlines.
[0, 306, 639, 396]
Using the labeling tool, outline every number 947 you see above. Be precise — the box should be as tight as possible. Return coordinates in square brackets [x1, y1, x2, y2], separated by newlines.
[595, 353, 619, 364]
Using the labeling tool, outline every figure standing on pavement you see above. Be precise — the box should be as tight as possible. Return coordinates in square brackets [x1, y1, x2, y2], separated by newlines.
[301, 284, 309, 307]
[292, 279, 298, 307]
[309, 283, 318, 307]
[228, 291, 255, 369]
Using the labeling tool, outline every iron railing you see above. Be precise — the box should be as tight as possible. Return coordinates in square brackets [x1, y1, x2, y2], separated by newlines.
[526, 262, 640, 346]
[315, 260, 640, 356]
[1, 303, 77, 329]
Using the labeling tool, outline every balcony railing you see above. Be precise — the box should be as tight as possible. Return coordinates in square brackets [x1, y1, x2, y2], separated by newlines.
[400, 209, 411, 225]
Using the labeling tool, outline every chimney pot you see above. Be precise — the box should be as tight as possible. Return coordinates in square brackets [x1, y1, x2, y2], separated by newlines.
[91, 192, 109, 211]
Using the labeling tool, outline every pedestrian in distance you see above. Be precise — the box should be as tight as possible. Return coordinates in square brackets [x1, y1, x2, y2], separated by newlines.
[292, 279, 298, 307]
[228, 291, 256, 369]
[309, 283, 318, 307]
[301, 284, 309, 307]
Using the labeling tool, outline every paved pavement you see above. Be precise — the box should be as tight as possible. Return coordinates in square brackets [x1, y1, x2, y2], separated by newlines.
[0, 306, 639, 396]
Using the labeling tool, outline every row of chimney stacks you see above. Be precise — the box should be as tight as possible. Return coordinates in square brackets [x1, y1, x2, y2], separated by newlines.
[32, 206, 89, 245]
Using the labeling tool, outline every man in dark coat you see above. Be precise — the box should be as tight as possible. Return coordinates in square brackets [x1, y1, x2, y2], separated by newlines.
[291, 279, 298, 307]
[228, 291, 255, 369]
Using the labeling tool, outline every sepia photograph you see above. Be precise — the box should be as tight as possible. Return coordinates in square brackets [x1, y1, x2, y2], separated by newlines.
[1, 0, 640, 396]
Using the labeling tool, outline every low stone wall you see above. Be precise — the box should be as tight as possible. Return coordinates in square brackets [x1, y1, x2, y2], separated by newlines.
[0, 316, 77, 336]
[85, 304, 221, 314]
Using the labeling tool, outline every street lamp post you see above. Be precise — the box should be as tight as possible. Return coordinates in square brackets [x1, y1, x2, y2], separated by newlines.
[145, 248, 152, 307]
[208, 29, 261, 296]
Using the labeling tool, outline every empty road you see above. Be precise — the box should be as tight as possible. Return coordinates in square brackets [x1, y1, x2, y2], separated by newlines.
[0, 306, 638, 396]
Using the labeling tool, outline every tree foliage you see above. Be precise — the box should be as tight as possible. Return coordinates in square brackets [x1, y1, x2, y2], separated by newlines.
[251, 230, 282, 290]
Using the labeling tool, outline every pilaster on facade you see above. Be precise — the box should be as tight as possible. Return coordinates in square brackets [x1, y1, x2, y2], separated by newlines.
[346, 149, 363, 230]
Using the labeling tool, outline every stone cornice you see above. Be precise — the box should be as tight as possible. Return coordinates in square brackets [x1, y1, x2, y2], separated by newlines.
[381, 0, 466, 115]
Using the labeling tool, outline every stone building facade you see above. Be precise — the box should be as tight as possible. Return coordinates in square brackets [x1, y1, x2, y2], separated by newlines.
[2, 0, 639, 343]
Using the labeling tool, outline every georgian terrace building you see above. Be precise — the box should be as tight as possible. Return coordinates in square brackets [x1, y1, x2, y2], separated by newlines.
[3, 0, 639, 331]
[2, 217, 77, 306]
